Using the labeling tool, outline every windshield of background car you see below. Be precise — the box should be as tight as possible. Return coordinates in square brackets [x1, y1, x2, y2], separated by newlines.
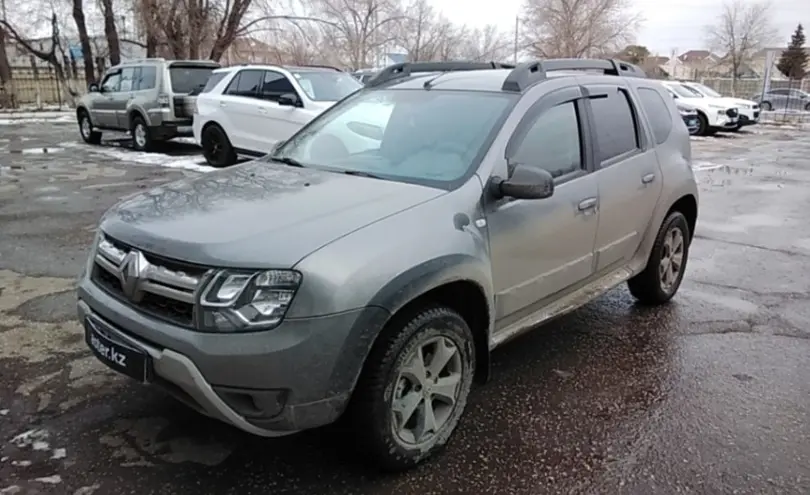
[170, 65, 218, 93]
[668, 84, 701, 98]
[692, 83, 721, 97]
[291, 71, 363, 101]
[273, 89, 516, 188]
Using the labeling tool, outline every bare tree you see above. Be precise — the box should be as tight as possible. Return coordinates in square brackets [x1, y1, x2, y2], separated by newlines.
[521, 0, 641, 58]
[706, 0, 777, 94]
[395, 0, 455, 61]
[98, 0, 122, 65]
[71, 0, 95, 85]
[1, 13, 80, 105]
[0, 25, 14, 108]
[309, 0, 403, 69]
[453, 24, 513, 62]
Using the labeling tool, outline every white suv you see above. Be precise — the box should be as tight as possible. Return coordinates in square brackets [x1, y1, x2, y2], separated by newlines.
[660, 81, 739, 136]
[680, 81, 760, 130]
[193, 64, 363, 166]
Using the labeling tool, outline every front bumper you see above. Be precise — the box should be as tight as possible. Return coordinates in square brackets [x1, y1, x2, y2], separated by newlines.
[77, 278, 389, 435]
[737, 109, 760, 126]
[707, 112, 738, 129]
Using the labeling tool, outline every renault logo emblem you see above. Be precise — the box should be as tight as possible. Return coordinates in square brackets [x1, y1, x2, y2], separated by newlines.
[118, 250, 149, 302]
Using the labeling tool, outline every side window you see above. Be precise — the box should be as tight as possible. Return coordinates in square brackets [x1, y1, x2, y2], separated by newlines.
[130, 67, 142, 90]
[261, 71, 297, 102]
[511, 102, 582, 179]
[589, 88, 640, 163]
[119, 67, 135, 92]
[224, 69, 262, 97]
[636, 87, 673, 145]
[138, 66, 157, 90]
[770, 89, 788, 96]
[101, 71, 121, 92]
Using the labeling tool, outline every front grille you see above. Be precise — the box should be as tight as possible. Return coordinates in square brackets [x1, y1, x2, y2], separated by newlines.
[90, 235, 208, 327]
[754, 111, 760, 118]
[726, 108, 739, 118]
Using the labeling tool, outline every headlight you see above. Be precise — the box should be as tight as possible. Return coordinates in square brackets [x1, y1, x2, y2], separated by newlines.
[199, 269, 302, 332]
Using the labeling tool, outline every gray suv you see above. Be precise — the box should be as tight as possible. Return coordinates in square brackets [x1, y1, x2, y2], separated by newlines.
[75, 58, 220, 151]
[77, 59, 698, 471]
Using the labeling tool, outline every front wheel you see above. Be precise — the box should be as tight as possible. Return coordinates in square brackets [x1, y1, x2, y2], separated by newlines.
[78, 110, 102, 144]
[201, 125, 237, 167]
[628, 211, 691, 305]
[696, 112, 710, 136]
[760, 101, 772, 111]
[348, 306, 475, 472]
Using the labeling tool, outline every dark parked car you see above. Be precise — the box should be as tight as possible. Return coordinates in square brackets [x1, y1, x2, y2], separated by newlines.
[753, 88, 810, 111]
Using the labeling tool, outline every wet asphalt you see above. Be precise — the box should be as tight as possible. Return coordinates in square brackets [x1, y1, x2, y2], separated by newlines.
[0, 120, 809, 495]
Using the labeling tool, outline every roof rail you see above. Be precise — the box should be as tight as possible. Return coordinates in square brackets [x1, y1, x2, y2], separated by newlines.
[290, 64, 342, 72]
[501, 58, 646, 92]
[366, 61, 515, 88]
[119, 58, 166, 64]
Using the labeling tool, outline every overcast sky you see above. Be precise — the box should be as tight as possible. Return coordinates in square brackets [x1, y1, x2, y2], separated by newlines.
[430, 0, 808, 57]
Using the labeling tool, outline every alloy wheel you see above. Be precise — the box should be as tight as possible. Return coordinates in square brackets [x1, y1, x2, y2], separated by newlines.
[659, 226, 685, 294]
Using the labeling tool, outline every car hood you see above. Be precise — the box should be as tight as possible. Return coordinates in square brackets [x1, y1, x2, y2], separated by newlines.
[717, 97, 756, 108]
[100, 160, 445, 268]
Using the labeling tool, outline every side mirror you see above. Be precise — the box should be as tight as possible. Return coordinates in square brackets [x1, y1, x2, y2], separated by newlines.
[278, 93, 301, 108]
[490, 164, 554, 200]
[88, 82, 99, 93]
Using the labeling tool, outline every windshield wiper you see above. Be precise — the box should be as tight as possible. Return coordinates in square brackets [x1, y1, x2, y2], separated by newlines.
[268, 156, 305, 168]
[342, 170, 382, 179]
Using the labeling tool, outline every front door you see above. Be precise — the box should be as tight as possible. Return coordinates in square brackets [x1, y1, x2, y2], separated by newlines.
[93, 70, 121, 128]
[584, 84, 663, 272]
[255, 70, 316, 152]
[487, 86, 600, 323]
[114, 67, 138, 129]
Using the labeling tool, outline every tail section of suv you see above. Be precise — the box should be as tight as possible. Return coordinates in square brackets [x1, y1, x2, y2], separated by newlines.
[77, 59, 698, 471]
[75, 58, 220, 151]
[193, 64, 363, 167]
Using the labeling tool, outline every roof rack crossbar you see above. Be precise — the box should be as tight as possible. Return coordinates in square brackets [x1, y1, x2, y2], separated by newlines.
[501, 58, 646, 92]
[366, 61, 516, 88]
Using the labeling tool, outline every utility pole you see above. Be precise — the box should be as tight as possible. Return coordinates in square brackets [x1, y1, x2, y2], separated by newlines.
[513, 15, 519, 64]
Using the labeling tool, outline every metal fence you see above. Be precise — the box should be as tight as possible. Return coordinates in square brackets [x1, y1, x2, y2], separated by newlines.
[1, 66, 91, 109]
[693, 77, 809, 125]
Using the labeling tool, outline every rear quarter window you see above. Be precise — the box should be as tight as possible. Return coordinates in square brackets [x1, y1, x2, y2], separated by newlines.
[636, 87, 673, 145]
[202, 72, 230, 93]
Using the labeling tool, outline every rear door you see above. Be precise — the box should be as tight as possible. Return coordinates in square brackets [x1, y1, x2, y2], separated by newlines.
[219, 69, 264, 151]
[114, 67, 137, 128]
[583, 82, 663, 272]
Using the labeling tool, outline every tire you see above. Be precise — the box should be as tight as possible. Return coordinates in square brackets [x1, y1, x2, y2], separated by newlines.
[696, 112, 709, 136]
[348, 305, 475, 472]
[130, 115, 153, 152]
[201, 124, 237, 167]
[761, 101, 772, 111]
[628, 211, 691, 305]
[78, 110, 102, 144]
[804, 102, 810, 111]
[730, 123, 743, 132]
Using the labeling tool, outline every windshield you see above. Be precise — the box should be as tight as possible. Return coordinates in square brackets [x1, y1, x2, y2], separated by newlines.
[291, 71, 363, 102]
[690, 83, 721, 98]
[272, 89, 517, 188]
[667, 83, 701, 98]
[170, 65, 218, 93]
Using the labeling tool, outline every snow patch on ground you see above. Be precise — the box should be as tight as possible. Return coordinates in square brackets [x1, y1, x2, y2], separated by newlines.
[60, 141, 215, 173]
[692, 161, 726, 172]
[0, 112, 73, 125]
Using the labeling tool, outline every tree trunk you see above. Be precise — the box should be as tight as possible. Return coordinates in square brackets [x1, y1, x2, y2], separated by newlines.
[187, 0, 200, 59]
[99, 0, 121, 65]
[0, 25, 15, 108]
[71, 0, 96, 85]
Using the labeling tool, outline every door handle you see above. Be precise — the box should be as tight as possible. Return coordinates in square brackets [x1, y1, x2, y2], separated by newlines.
[642, 173, 656, 184]
[578, 197, 598, 211]
[258, 107, 267, 113]
[219, 101, 227, 107]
